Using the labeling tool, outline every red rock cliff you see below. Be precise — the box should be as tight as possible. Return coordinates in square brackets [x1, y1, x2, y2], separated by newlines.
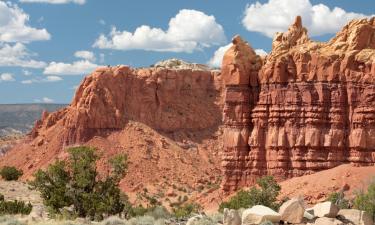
[31, 64, 223, 146]
[222, 16, 375, 191]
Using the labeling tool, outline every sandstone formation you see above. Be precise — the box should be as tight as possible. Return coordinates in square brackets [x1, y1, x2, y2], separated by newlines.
[221, 16, 375, 191]
[0, 60, 224, 209]
[31, 62, 223, 145]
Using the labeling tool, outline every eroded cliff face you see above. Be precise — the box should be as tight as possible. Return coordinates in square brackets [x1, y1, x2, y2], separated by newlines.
[222, 16, 375, 191]
[31, 65, 223, 145]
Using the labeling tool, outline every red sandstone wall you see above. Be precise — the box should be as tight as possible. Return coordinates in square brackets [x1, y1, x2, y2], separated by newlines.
[221, 16, 375, 191]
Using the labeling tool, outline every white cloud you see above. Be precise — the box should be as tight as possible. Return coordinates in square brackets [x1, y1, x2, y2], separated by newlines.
[93, 9, 226, 53]
[74, 50, 95, 62]
[0, 43, 46, 68]
[44, 60, 98, 75]
[0, 73, 15, 82]
[21, 75, 63, 84]
[42, 97, 54, 103]
[255, 49, 268, 57]
[45, 75, 62, 82]
[0, 1, 50, 43]
[20, 0, 85, 5]
[22, 69, 32, 76]
[208, 43, 267, 68]
[207, 43, 231, 68]
[242, 0, 374, 37]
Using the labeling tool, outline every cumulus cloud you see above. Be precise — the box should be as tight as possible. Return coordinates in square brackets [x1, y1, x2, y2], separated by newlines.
[255, 49, 268, 57]
[207, 44, 231, 68]
[44, 60, 98, 75]
[0, 1, 50, 43]
[21, 75, 63, 84]
[20, 0, 85, 4]
[208, 44, 267, 68]
[0, 43, 46, 68]
[242, 0, 374, 37]
[40, 97, 54, 103]
[0, 73, 15, 82]
[74, 50, 96, 62]
[93, 9, 226, 53]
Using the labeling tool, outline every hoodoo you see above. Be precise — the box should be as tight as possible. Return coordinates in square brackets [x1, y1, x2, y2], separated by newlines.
[221, 16, 375, 191]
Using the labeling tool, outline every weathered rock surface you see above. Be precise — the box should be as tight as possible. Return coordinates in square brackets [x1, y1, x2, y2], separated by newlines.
[221, 16, 375, 191]
[337, 209, 374, 225]
[31, 65, 222, 145]
[279, 198, 305, 223]
[314, 217, 344, 225]
[313, 202, 339, 218]
[223, 208, 241, 225]
[241, 205, 281, 224]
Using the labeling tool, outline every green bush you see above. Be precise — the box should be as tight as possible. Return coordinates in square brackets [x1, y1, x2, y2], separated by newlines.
[326, 192, 350, 209]
[0, 166, 23, 181]
[0, 198, 32, 215]
[30, 146, 128, 220]
[172, 203, 202, 218]
[353, 179, 375, 220]
[219, 176, 281, 211]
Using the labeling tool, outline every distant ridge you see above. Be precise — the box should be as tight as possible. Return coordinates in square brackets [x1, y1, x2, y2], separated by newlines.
[0, 104, 66, 136]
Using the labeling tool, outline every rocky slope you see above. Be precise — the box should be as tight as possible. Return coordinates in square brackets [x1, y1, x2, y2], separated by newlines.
[0, 60, 225, 207]
[222, 16, 375, 191]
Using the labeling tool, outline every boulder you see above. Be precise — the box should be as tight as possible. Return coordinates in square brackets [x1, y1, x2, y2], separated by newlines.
[314, 217, 344, 225]
[223, 208, 241, 225]
[242, 205, 281, 225]
[337, 209, 374, 225]
[279, 198, 305, 223]
[304, 210, 315, 220]
[313, 201, 339, 218]
[186, 215, 203, 225]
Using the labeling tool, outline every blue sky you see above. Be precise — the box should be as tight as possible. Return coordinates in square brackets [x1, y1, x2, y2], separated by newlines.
[0, 0, 374, 104]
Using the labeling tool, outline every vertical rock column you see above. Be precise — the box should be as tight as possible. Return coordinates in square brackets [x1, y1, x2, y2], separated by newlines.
[221, 36, 261, 192]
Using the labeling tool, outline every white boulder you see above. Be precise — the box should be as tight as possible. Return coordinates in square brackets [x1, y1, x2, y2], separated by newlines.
[313, 201, 339, 218]
[279, 198, 305, 223]
[242, 205, 281, 225]
[337, 209, 374, 225]
[314, 217, 344, 225]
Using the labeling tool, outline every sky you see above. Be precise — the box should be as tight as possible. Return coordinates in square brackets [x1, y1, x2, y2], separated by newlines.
[0, 0, 374, 104]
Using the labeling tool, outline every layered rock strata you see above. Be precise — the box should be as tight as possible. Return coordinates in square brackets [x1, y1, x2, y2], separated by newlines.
[31, 63, 223, 145]
[222, 16, 375, 191]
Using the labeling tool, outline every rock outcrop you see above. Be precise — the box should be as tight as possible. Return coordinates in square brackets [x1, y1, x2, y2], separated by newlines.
[221, 16, 375, 191]
[31, 65, 222, 145]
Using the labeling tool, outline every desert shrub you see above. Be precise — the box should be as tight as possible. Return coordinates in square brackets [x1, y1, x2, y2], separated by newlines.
[326, 192, 350, 209]
[0, 166, 23, 181]
[219, 176, 281, 211]
[126, 215, 164, 225]
[353, 179, 375, 220]
[172, 203, 202, 218]
[101, 216, 127, 225]
[0, 216, 25, 225]
[145, 206, 170, 219]
[0, 199, 32, 215]
[30, 146, 128, 220]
